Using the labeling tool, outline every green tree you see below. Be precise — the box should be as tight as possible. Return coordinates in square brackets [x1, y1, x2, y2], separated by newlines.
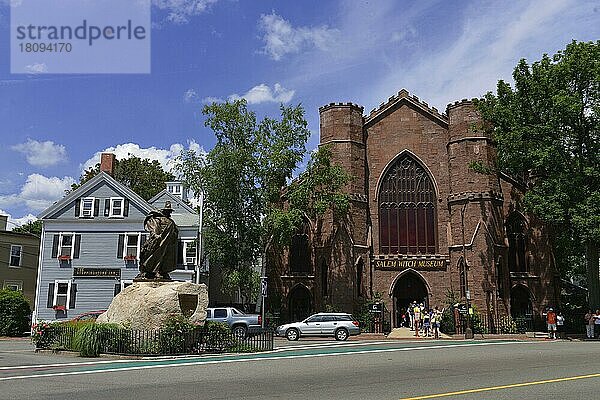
[178, 100, 350, 305]
[71, 156, 175, 201]
[12, 220, 42, 236]
[0, 289, 31, 336]
[476, 40, 600, 307]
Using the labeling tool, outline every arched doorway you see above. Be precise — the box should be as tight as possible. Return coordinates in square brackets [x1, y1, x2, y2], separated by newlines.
[392, 270, 429, 327]
[510, 285, 533, 318]
[288, 284, 312, 322]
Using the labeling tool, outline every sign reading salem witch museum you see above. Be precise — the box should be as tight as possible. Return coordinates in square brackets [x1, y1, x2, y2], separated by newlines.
[73, 267, 121, 278]
[373, 258, 447, 271]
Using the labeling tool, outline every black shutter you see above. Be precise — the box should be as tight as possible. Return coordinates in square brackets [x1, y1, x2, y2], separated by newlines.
[177, 240, 184, 265]
[114, 284, 121, 296]
[73, 235, 81, 259]
[74, 199, 81, 217]
[104, 199, 110, 216]
[69, 284, 77, 309]
[47, 283, 55, 308]
[117, 234, 125, 258]
[93, 199, 100, 217]
[51, 235, 60, 258]
[123, 199, 129, 217]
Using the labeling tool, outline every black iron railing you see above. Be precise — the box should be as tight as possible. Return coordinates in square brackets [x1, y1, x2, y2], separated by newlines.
[37, 325, 274, 356]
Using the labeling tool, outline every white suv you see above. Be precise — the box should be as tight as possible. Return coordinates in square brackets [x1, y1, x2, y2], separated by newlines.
[276, 313, 361, 341]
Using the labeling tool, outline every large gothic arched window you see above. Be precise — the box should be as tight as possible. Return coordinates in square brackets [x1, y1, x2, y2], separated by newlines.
[378, 153, 437, 254]
[507, 213, 527, 273]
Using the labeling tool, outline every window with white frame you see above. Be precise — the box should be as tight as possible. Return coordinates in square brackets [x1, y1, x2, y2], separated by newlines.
[60, 233, 75, 258]
[80, 197, 95, 218]
[3, 280, 23, 292]
[53, 280, 71, 308]
[9, 245, 22, 267]
[110, 197, 124, 217]
[183, 240, 197, 266]
[124, 233, 141, 259]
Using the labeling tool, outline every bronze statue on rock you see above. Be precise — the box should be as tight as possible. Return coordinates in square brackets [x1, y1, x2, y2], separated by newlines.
[135, 201, 179, 281]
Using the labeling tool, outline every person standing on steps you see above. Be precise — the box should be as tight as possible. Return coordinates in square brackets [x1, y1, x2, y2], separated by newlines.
[413, 303, 421, 337]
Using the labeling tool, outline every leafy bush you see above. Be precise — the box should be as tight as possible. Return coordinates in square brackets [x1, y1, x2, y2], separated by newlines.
[72, 323, 120, 357]
[31, 321, 54, 348]
[158, 314, 198, 354]
[440, 307, 455, 334]
[0, 289, 31, 336]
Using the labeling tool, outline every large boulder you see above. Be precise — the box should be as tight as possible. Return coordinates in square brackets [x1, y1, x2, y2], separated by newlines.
[97, 281, 208, 330]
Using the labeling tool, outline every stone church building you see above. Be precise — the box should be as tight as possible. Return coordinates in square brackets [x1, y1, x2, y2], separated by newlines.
[268, 89, 559, 328]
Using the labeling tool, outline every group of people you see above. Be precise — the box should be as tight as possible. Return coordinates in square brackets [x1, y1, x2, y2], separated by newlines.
[545, 307, 564, 339]
[583, 309, 600, 339]
[399, 302, 443, 339]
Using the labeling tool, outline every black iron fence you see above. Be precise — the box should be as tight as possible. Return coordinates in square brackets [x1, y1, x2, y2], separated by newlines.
[37, 325, 274, 356]
[454, 313, 535, 335]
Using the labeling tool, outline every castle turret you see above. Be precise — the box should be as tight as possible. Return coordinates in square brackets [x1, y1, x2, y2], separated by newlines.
[446, 100, 504, 319]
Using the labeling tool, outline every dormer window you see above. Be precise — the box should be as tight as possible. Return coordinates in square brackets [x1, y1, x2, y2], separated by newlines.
[110, 197, 124, 217]
[80, 197, 95, 218]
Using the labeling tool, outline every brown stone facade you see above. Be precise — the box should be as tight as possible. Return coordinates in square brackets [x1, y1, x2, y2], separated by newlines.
[268, 89, 559, 327]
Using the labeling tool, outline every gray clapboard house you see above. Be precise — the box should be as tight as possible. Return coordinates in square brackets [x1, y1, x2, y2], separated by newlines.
[33, 154, 200, 322]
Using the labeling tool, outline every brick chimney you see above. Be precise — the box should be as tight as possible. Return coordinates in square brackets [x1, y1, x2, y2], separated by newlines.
[100, 153, 116, 176]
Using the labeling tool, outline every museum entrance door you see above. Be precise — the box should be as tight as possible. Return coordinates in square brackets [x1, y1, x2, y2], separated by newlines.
[288, 284, 312, 323]
[392, 271, 429, 328]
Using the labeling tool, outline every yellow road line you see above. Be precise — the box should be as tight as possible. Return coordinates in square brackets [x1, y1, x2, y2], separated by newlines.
[400, 373, 600, 400]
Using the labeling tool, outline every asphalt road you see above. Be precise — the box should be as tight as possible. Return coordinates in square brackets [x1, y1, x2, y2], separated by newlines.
[1, 338, 600, 399]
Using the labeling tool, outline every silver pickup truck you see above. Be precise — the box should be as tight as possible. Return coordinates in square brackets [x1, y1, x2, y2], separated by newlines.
[206, 307, 262, 338]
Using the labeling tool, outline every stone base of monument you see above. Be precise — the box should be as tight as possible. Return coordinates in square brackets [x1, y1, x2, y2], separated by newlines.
[96, 281, 208, 330]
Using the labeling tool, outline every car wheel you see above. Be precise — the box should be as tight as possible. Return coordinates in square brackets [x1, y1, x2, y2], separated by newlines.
[286, 328, 299, 341]
[335, 328, 349, 341]
[232, 325, 247, 339]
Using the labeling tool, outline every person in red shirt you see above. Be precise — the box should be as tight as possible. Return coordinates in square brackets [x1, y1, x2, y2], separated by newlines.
[547, 308, 557, 340]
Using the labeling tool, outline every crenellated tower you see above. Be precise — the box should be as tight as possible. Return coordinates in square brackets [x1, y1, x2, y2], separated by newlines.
[446, 99, 506, 317]
[318, 103, 369, 311]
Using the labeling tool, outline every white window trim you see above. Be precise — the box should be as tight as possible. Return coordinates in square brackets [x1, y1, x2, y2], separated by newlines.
[109, 197, 125, 218]
[53, 279, 72, 309]
[121, 279, 133, 291]
[9, 245, 22, 267]
[59, 232, 75, 259]
[181, 238, 197, 269]
[122, 232, 142, 260]
[4, 280, 23, 292]
[80, 197, 95, 218]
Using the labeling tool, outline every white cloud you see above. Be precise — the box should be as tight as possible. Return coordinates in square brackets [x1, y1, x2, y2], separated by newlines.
[12, 139, 67, 167]
[0, 209, 37, 231]
[228, 83, 295, 104]
[152, 0, 219, 24]
[258, 13, 339, 60]
[183, 88, 200, 103]
[24, 63, 47, 74]
[202, 96, 224, 104]
[0, 174, 75, 213]
[81, 141, 206, 173]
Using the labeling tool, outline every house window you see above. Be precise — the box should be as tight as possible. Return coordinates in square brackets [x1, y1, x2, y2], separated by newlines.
[110, 197, 124, 217]
[60, 234, 74, 258]
[53, 280, 71, 309]
[184, 240, 197, 265]
[458, 257, 467, 299]
[378, 153, 437, 254]
[80, 197, 95, 218]
[3, 280, 23, 292]
[9, 245, 22, 267]
[124, 233, 140, 259]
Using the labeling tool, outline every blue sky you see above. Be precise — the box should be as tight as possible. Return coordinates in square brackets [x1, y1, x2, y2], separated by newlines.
[0, 0, 599, 227]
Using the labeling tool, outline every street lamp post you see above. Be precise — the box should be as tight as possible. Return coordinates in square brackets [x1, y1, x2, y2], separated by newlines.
[460, 202, 474, 339]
